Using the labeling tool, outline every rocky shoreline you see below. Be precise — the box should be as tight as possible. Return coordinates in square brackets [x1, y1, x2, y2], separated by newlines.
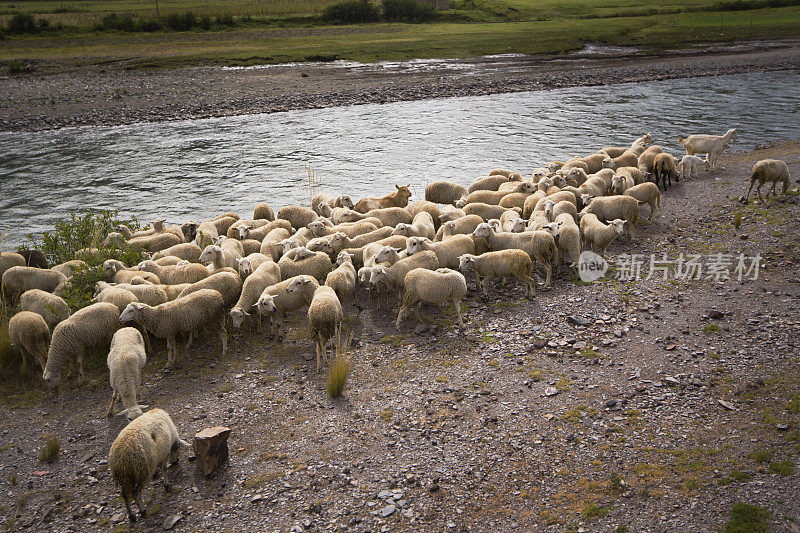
[2, 41, 800, 132]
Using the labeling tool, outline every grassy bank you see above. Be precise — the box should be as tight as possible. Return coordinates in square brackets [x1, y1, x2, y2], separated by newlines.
[1, 0, 800, 69]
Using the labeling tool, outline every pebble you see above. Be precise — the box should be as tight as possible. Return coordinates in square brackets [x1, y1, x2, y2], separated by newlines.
[380, 504, 396, 517]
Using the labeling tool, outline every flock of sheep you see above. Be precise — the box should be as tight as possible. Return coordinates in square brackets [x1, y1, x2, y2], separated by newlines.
[0, 128, 793, 523]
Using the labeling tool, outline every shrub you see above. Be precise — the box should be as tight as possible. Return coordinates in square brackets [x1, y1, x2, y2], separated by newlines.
[6, 13, 39, 34]
[216, 13, 235, 26]
[327, 332, 352, 398]
[39, 435, 60, 462]
[165, 11, 197, 31]
[382, 0, 436, 22]
[198, 14, 212, 30]
[97, 13, 136, 32]
[7, 60, 34, 74]
[721, 503, 770, 533]
[322, 0, 381, 23]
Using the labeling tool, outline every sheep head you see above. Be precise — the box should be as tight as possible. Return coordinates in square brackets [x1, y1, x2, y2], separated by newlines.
[610, 219, 627, 235]
[198, 245, 221, 265]
[229, 307, 249, 329]
[119, 302, 147, 324]
[255, 294, 276, 316]
[336, 251, 354, 265]
[368, 265, 388, 286]
[471, 223, 493, 239]
[457, 254, 476, 272]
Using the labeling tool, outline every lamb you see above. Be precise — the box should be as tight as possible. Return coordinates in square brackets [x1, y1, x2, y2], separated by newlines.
[392, 211, 436, 241]
[580, 195, 640, 239]
[236, 253, 271, 278]
[624, 182, 661, 220]
[97, 281, 169, 307]
[610, 174, 635, 195]
[119, 289, 227, 367]
[176, 271, 242, 308]
[151, 243, 202, 263]
[405, 235, 475, 270]
[337, 207, 412, 227]
[396, 268, 467, 329]
[42, 302, 120, 388]
[468, 175, 508, 194]
[653, 152, 679, 190]
[472, 223, 558, 288]
[677, 155, 709, 180]
[2, 266, 68, 300]
[93, 285, 138, 313]
[253, 202, 275, 221]
[369, 251, 440, 299]
[0, 252, 26, 280]
[435, 214, 484, 241]
[229, 261, 281, 330]
[138, 259, 209, 285]
[678, 128, 738, 170]
[277, 205, 318, 230]
[278, 250, 333, 282]
[425, 181, 468, 205]
[255, 275, 319, 340]
[103, 260, 161, 285]
[354, 184, 412, 213]
[463, 202, 514, 221]
[109, 408, 189, 522]
[325, 251, 357, 304]
[544, 200, 578, 223]
[106, 327, 147, 420]
[637, 145, 664, 176]
[579, 213, 627, 255]
[746, 159, 791, 202]
[199, 244, 239, 270]
[8, 311, 50, 372]
[458, 250, 535, 297]
[301, 285, 343, 371]
[18, 289, 70, 331]
[542, 212, 581, 272]
[51, 259, 88, 279]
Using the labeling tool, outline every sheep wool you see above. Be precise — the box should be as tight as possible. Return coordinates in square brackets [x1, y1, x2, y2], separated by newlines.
[106, 327, 147, 420]
[18, 289, 71, 331]
[305, 285, 343, 371]
[2, 266, 68, 300]
[396, 268, 467, 329]
[8, 310, 50, 372]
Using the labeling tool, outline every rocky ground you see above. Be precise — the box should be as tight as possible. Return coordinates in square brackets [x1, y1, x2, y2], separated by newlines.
[1, 143, 800, 532]
[2, 39, 800, 132]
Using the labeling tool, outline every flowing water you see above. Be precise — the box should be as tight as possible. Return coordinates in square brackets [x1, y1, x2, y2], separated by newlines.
[1, 69, 799, 247]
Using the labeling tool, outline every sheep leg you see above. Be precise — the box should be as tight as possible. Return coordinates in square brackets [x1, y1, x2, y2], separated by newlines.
[395, 307, 405, 330]
[123, 497, 136, 523]
[746, 180, 756, 202]
[160, 460, 171, 491]
[453, 300, 464, 327]
[768, 181, 777, 198]
[412, 305, 424, 325]
[520, 274, 537, 297]
[219, 321, 228, 357]
[166, 338, 176, 368]
[76, 349, 85, 386]
[757, 182, 765, 202]
[479, 275, 489, 298]
[135, 488, 146, 518]
[107, 390, 117, 417]
[541, 262, 552, 289]
[316, 338, 323, 372]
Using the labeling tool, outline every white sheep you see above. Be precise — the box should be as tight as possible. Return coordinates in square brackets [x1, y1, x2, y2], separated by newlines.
[109, 408, 189, 522]
[199, 244, 238, 270]
[151, 243, 202, 263]
[542, 213, 581, 273]
[580, 213, 627, 255]
[624, 182, 661, 220]
[236, 253, 271, 279]
[458, 250, 535, 297]
[259, 227, 293, 261]
[580, 195, 640, 240]
[404, 234, 475, 269]
[312, 192, 354, 216]
[369, 250, 440, 305]
[653, 152, 679, 190]
[138, 259, 209, 285]
[435, 214, 483, 241]
[337, 207, 412, 227]
[0, 252, 26, 280]
[307, 219, 379, 239]
[254, 202, 276, 221]
[747, 159, 791, 202]
[119, 288, 227, 367]
[678, 128, 738, 170]
[463, 202, 516, 221]
[277, 205, 319, 230]
[325, 251, 357, 304]
[2, 266, 68, 300]
[468, 175, 508, 194]
[18, 289, 70, 331]
[103, 260, 161, 285]
[97, 281, 168, 307]
[43, 302, 120, 388]
[677, 154, 710, 179]
[392, 211, 436, 241]
[499, 209, 523, 232]
[278, 249, 333, 282]
[637, 145, 664, 176]
[106, 327, 147, 420]
[8, 310, 50, 372]
[438, 206, 466, 225]
[255, 275, 319, 340]
[396, 268, 467, 329]
[93, 285, 138, 312]
[472, 223, 558, 288]
[300, 284, 342, 371]
[229, 260, 281, 330]
[544, 200, 578, 223]
[51, 259, 88, 279]
[176, 271, 242, 308]
[610, 174, 635, 195]
[425, 180, 469, 205]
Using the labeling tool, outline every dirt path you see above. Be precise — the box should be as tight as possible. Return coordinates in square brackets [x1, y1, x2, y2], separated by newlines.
[2, 40, 800, 132]
[0, 142, 798, 532]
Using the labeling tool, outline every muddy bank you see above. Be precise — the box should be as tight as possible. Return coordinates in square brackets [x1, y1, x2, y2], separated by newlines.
[2, 41, 800, 132]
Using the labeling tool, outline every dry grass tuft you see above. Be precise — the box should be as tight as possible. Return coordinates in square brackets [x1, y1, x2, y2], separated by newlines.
[38, 435, 60, 463]
[327, 330, 352, 398]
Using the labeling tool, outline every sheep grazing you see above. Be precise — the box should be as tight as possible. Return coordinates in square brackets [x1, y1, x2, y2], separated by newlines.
[302, 285, 343, 371]
[18, 289, 70, 331]
[405, 234, 475, 270]
[354, 184, 412, 213]
[580, 214, 627, 255]
[472, 223, 558, 288]
[43, 302, 120, 388]
[677, 155, 710, 180]
[747, 159, 791, 202]
[119, 288, 227, 368]
[624, 182, 661, 220]
[0, 252, 26, 280]
[396, 268, 467, 329]
[229, 261, 281, 330]
[138, 259, 209, 285]
[325, 251, 357, 303]
[253, 202, 275, 221]
[2, 266, 68, 301]
[106, 327, 147, 420]
[51, 259, 88, 279]
[256, 275, 319, 340]
[177, 271, 242, 308]
[580, 195, 640, 240]
[425, 181, 467, 205]
[8, 311, 50, 372]
[109, 408, 189, 522]
[678, 128, 738, 170]
[653, 152, 679, 190]
[458, 250, 535, 297]
[93, 285, 138, 313]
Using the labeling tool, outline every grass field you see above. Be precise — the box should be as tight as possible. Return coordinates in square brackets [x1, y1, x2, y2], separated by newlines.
[1, 0, 800, 69]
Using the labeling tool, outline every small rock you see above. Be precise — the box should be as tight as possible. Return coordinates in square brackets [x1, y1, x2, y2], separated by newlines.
[567, 315, 590, 326]
[544, 387, 558, 397]
[380, 504, 396, 518]
[718, 400, 736, 411]
[163, 514, 182, 530]
[193, 426, 231, 476]
[776, 424, 789, 431]
[665, 344, 676, 351]
[708, 310, 725, 320]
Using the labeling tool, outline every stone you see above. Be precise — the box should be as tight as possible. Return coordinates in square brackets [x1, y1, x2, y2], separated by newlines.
[718, 400, 735, 411]
[776, 424, 789, 431]
[193, 426, 231, 476]
[567, 315, 590, 326]
[380, 504, 396, 518]
[708, 309, 725, 319]
[163, 514, 182, 530]
[544, 387, 558, 397]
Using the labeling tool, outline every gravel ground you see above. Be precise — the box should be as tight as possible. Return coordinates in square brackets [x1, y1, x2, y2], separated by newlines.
[2, 40, 800, 132]
[0, 143, 799, 532]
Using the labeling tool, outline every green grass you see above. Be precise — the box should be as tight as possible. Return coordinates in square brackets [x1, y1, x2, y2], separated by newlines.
[581, 503, 610, 519]
[718, 470, 754, 485]
[326, 332, 351, 398]
[769, 460, 795, 476]
[2, 2, 800, 69]
[721, 502, 770, 533]
[748, 449, 773, 464]
[38, 435, 60, 462]
[702, 323, 721, 333]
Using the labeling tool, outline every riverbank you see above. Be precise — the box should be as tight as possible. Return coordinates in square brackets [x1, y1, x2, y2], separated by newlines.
[2, 40, 800, 132]
[0, 143, 798, 531]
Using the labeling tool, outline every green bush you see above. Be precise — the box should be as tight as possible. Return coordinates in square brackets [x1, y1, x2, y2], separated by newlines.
[165, 11, 197, 31]
[216, 13, 235, 26]
[97, 13, 136, 32]
[382, 0, 436, 22]
[136, 17, 162, 32]
[198, 14, 212, 30]
[322, 0, 381, 23]
[6, 60, 34, 74]
[6, 13, 39, 34]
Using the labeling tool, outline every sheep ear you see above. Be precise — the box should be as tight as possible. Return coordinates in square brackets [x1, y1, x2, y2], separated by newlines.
[395, 184, 400, 189]
[394, 248, 403, 253]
